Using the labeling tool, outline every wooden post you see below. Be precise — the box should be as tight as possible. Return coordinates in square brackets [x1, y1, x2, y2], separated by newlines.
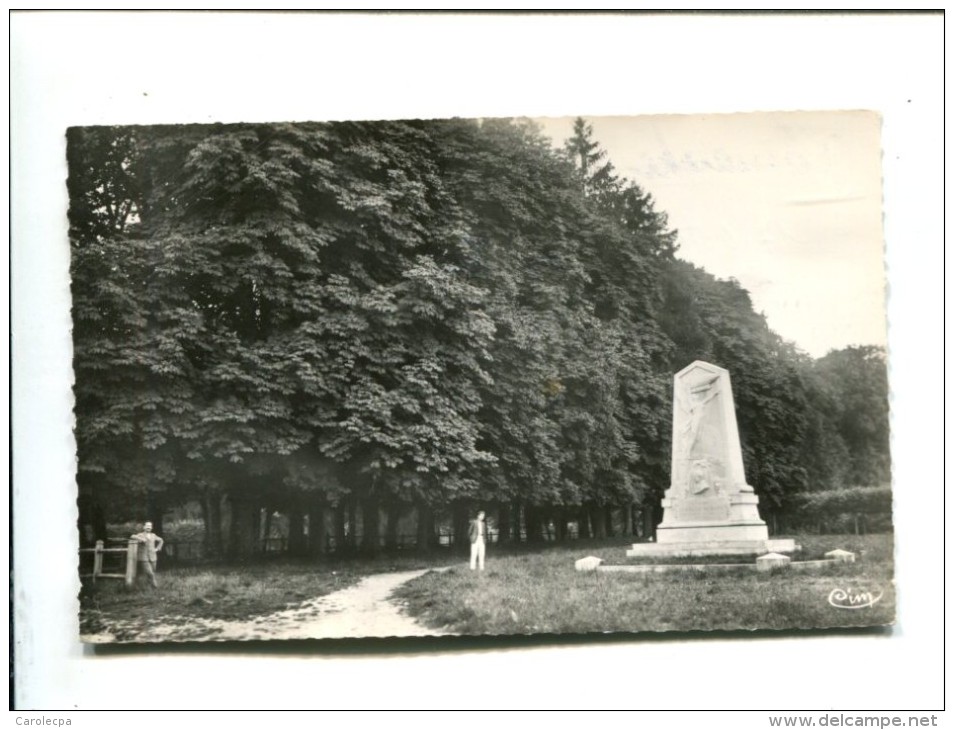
[92, 540, 104, 582]
[125, 539, 138, 588]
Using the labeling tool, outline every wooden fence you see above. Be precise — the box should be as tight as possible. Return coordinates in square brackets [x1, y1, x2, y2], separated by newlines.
[79, 539, 138, 586]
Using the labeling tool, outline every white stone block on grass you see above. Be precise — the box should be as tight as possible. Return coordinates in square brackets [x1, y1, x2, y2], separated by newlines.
[824, 549, 856, 563]
[755, 552, 791, 571]
[575, 556, 603, 572]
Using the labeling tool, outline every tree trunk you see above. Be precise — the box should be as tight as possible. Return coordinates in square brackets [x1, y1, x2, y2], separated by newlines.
[578, 506, 591, 539]
[361, 497, 380, 556]
[416, 502, 435, 553]
[452, 501, 470, 552]
[555, 507, 568, 541]
[148, 496, 165, 538]
[536, 507, 548, 542]
[334, 503, 347, 555]
[77, 482, 107, 545]
[347, 498, 358, 553]
[522, 503, 532, 542]
[228, 494, 258, 561]
[525, 503, 545, 543]
[543, 509, 554, 541]
[644, 505, 658, 541]
[384, 501, 401, 551]
[589, 502, 607, 539]
[203, 492, 223, 558]
[288, 508, 306, 557]
[307, 500, 327, 557]
[261, 508, 273, 554]
[200, 497, 209, 541]
[497, 502, 512, 544]
[623, 501, 634, 537]
[605, 506, 615, 537]
[92, 499, 108, 544]
[512, 501, 523, 543]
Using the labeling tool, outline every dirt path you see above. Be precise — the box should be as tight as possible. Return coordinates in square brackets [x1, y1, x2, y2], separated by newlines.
[83, 568, 444, 643]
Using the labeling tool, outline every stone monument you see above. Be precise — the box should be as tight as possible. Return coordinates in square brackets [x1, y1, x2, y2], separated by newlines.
[627, 361, 796, 558]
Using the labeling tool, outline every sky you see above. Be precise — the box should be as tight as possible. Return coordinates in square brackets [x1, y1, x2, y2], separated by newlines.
[536, 112, 887, 359]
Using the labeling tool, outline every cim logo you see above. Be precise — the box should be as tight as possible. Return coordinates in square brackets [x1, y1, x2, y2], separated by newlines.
[828, 586, 884, 610]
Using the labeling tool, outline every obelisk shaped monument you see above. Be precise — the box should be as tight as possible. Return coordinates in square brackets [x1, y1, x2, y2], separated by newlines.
[628, 361, 795, 557]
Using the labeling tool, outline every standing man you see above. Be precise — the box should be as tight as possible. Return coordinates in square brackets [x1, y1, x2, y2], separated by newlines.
[468, 510, 487, 571]
[131, 521, 164, 588]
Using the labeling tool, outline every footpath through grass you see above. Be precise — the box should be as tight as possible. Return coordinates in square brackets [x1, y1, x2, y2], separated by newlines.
[393, 534, 895, 635]
[79, 552, 460, 638]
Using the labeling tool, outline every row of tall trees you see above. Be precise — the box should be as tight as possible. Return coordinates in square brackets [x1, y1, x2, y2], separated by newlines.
[69, 117, 890, 557]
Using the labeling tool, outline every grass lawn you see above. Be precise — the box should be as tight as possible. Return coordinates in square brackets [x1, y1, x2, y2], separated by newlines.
[393, 534, 895, 635]
[80, 534, 894, 640]
[78, 551, 461, 639]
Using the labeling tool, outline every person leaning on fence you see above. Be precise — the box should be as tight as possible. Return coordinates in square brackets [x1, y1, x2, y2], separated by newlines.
[130, 521, 164, 588]
[468, 510, 487, 571]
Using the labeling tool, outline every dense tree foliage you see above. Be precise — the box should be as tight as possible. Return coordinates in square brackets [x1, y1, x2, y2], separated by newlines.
[69, 117, 891, 554]
[802, 346, 891, 487]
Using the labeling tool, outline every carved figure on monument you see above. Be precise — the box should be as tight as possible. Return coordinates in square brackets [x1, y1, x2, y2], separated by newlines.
[678, 374, 721, 463]
[688, 458, 720, 496]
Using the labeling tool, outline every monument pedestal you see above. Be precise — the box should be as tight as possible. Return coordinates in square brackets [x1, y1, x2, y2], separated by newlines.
[627, 538, 798, 558]
[628, 494, 796, 557]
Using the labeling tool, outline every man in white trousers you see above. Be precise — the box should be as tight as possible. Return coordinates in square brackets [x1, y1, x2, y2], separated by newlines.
[468, 510, 487, 571]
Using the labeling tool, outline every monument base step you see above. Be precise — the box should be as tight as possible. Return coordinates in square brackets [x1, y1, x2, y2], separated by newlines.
[655, 520, 771, 544]
[626, 538, 798, 558]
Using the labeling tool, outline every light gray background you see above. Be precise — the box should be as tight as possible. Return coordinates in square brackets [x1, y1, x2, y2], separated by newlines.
[10, 12, 944, 715]
[538, 111, 888, 358]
